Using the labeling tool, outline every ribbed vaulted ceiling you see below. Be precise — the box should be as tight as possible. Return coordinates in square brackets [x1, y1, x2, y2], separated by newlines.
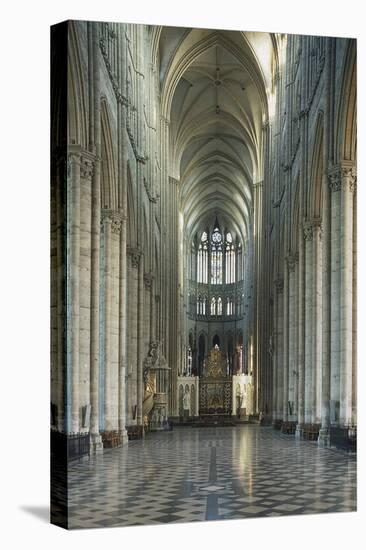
[157, 27, 278, 247]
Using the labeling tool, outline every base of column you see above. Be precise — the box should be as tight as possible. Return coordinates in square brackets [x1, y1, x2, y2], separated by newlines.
[295, 424, 303, 439]
[120, 428, 129, 446]
[90, 432, 104, 452]
[126, 424, 144, 440]
[100, 429, 130, 448]
[318, 427, 330, 447]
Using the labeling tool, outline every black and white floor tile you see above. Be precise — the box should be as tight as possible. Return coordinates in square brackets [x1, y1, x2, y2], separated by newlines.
[67, 426, 356, 529]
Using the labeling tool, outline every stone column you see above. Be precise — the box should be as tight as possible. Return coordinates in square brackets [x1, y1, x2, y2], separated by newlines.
[118, 215, 128, 444]
[88, 21, 103, 451]
[272, 280, 278, 421]
[100, 209, 123, 432]
[101, 210, 112, 431]
[144, 273, 153, 342]
[68, 151, 80, 433]
[127, 248, 139, 426]
[89, 161, 103, 449]
[312, 221, 323, 424]
[252, 181, 263, 414]
[275, 278, 284, 420]
[296, 233, 305, 437]
[282, 265, 289, 422]
[137, 251, 144, 427]
[328, 168, 341, 423]
[117, 24, 129, 443]
[318, 40, 332, 447]
[111, 215, 121, 431]
[79, 154, 94, 436]
[287, 253, 298, 420]
[339, 164, 356, 426]
[303, 220, 313, 424]
[352, 185, 357, 426]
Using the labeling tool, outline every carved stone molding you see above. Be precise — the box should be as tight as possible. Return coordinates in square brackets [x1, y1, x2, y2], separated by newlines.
[143, 177, 159, 203]
[101, 209, 123, 234]
[286, 252, 299, 272]
[299, 106, 310, 119]
[144, 272, 154, 290]
[126, 120, 148, 164]
[127, 246, 142, 268]
[274, 278, 284, 294]
[99, 37, 128, 108]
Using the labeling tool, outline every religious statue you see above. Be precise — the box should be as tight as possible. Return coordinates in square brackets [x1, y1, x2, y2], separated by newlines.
[183, 387, 191, 414]
[236, 383, 243, 417]
[187, 349, 192, 376]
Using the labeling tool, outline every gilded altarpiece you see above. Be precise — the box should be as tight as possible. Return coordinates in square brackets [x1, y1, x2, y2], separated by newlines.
[199, 348, 232, 415]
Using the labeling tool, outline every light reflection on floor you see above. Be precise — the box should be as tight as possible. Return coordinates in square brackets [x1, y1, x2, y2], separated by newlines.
[67, 426, 356, 529]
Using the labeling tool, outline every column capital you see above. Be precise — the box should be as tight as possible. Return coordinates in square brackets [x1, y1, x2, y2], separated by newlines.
[169, 176, 180, 186]
[253, 179, 264, 189]
[127, 246, 142, 268]
[144, 272, 154, 290]
[101, 209, 124, 234]
[80, 152, 95, 180]
[286, 252, 299, 272]
[303, 218, 322, 241]
[328, 162, 357, 193]
[67, 150, 81, 176]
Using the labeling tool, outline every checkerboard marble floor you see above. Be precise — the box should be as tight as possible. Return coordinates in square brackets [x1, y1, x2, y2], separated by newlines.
[67, 426, 356, 529]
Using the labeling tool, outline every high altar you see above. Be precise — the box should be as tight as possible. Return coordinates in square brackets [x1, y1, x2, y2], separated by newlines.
[177, 346, 254, 420]
[199, 346, 232, 415]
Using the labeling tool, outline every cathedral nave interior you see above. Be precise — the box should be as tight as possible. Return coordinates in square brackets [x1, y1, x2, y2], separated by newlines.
[51, 21, 357, 528]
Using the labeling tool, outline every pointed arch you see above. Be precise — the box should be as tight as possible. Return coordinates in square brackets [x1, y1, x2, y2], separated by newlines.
[67, 21, 88, 147]
[336, 40, 357, 163]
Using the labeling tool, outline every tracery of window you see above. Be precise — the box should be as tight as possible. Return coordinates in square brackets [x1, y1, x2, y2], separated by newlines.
[225, 233, 236, 283]
[211, 296, 216, 315]
[226, 296, 233, 315]
[197, 232, 208, 283]
[211, 227, 223, 284]
[197, 295, 207, 315]
[217, 297, 222, 315]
